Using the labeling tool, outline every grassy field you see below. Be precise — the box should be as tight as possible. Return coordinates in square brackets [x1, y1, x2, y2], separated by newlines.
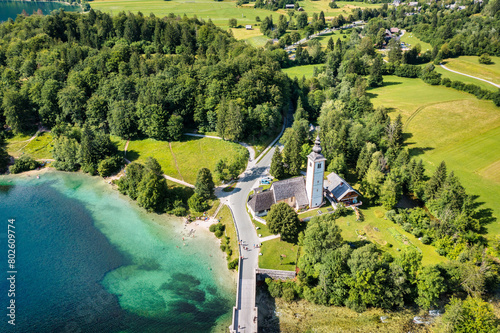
[370, 76, 500, 243]
[335, 206, 445, 265]
[230, 26, 271, 47]
[259, 237, 299, 271]
[399, 32, 432, 52]
[297, 0, 381, 18]
[259, 297, 428, 333]
[434, 65, 498, 91]
[216, 204, 239, 262]
[5, 131, 54, 160]
[253, 219, 273, 238]
[125, 135, 247, 184]
[282, 64, 320, 79]
[90, 0, 283, 27]
[442, 56, 500, 85]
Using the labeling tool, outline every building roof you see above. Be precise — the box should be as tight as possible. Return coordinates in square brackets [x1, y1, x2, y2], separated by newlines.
[390, 27, 400, 33]
[272, 177, 308, 207]
[324, 173, 359, 201]
[248, 190, 275, 213]
[307, 135, 327, 162]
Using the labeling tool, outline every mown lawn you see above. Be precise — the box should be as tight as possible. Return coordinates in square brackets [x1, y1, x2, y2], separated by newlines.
[297, 0, 382, 18]
[434, 65, 498, 91]
[282, 64, 320, 79]
[259, 237, 299, 271]
[443, 56, 500, 85]
[399, 32, 432, 52]
[231, 27, 271, 47]
[370, 76, 500, 243]
[216, 204, 239, 262]
[5, 131, 54, 160]
[125, 135, 247, 184]
[90, 0, 283, 27]
[253, 219, 272, 238]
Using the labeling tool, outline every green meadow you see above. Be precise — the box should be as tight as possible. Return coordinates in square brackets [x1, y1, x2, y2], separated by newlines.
[370, 76, 500, 242]
[5, 131, 54, 160]
[90, 0, 283, 27]
[259, 237, 299, 271]
[124, 135, 247, 184]
[399, 32, 432, 52]
[434, 65, 498, 91]
[297, 0, 382, 17]
[443, 56, 500, 85]
[282, 64, 321, 79]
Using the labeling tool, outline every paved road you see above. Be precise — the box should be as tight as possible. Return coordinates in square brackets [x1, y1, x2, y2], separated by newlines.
[439, 63, 500, 88]
[224, 104, 293, 333]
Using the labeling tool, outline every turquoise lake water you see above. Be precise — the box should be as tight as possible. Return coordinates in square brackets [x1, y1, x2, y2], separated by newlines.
[0, 0, 80, 22]
[0, 170, 235, 332]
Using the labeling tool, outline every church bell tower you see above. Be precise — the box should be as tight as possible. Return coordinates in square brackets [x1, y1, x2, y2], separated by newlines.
[305, 135, 326, 208]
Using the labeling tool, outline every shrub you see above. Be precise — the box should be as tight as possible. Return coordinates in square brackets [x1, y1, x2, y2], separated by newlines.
[170, 200, 187, 216]
[403, 223, 413, 232]
[493, 90, 500, 107]
[282, 287, 296, 302]
[214, 229, 223, 238]
[228, 258, 238, 270]
[412, 228, 422, 237]
[394, 64, 421, 78]
[421, 235, 431, 244]
[188, 193, 209, 212]
[10, 155, 40, 174]
[226, 248, 232, 257]
[98, 155, 123, 177]
[385, 210, 397, 221]
[479, 53, 492, 64]
[441, 77, 452, 87]
[220, 244, 226, 251]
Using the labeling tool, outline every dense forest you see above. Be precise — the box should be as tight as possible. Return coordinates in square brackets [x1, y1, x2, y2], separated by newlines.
[0, 9, 289, 212]
[262, 2, 500, 327]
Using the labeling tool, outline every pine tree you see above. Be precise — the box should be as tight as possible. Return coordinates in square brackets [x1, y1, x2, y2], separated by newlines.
[270, 149, 285, 179]
[327, 37, 334, 52]
[195, 168, 215, 200]
[367, 55, 384, 87]
[425, 161, 447, 200]
[356, 142, 377, 179]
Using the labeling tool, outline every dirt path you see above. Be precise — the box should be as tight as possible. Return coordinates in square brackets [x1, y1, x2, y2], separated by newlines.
[440, 63, 500, 88]
[168, 142, 184, 181]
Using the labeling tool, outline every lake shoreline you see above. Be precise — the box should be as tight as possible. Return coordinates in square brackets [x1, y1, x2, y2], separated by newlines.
[0, 168, 237, 332]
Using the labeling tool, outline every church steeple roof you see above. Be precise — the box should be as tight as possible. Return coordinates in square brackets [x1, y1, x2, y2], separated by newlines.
[312, 135, 322, 154]
[308, 134, 326, 162]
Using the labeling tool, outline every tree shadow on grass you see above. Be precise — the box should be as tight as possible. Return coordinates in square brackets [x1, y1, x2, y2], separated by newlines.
[468, 195, 497, 234]
[408, 146, 434, 157]
[124, 149, 140, 162]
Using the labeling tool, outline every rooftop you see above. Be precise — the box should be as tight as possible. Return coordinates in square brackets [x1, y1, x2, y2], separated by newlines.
[248, 190, 275, 213]
[324, 173, 359, 201]
[272, 177, 308, 207]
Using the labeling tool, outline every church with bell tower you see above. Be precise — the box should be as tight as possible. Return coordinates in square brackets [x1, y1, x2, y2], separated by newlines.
[247, 132, 360, 217]
[305, 136, 326, 209]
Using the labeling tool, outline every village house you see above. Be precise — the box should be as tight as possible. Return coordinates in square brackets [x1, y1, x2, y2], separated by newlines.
[285, 4, 295, 9]
[245, 25, 252, 30]
[247, 136, 360, 217]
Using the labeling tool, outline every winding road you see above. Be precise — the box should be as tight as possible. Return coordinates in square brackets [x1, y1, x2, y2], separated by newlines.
[439, 63, 500, 89]
[219, 105, 293, 333]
